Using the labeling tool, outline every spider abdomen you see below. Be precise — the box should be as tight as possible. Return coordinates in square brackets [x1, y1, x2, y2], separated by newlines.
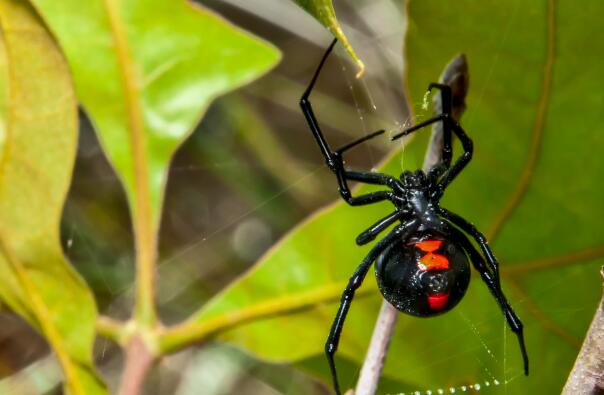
[375, 233, 470, 317]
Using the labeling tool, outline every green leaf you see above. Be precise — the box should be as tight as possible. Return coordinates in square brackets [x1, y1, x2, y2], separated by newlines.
[166, 1, 604, 394]
[292, 0, 364, 76]
[0, 1, 105, 394]
[30, 0, 281, 324]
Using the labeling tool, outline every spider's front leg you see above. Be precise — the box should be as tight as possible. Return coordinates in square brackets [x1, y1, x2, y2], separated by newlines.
[326, 219, 419, 395]
[390, 94, 473, 200]
[391, 83, 454, 173]
[300, 39, 339, 166]
[331, 155, 399, 206]
[433, 122, 473, 198]
[300, 39, 401, 207]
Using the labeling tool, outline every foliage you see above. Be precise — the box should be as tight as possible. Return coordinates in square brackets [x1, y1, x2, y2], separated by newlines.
[293, 0, 364, 75]
[0, 1, 104, 394]
[1, 0, 602, 394]
[0, 0, 279, 392]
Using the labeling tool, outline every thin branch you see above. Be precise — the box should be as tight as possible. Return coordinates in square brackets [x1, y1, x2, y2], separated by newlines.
[96, 315, 128, 346]
[562, 266, 604, 395]
[352, 300, 398, 395]
[117, 335, 156, 395]
[352, 53, 469, 395]
[158, 281, 375, 354]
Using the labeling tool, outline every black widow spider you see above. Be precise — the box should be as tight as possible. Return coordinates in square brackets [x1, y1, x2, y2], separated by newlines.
[299, 39, 529, 395]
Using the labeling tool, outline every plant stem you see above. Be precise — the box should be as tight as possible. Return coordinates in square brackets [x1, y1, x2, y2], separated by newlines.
[353, 53, 469, 395]
[96, 315, 127, 345]
[158, 280, 369, 354]
[104, 0, 158, 328]
[117, 335, 156, 395]
[353, 301, 398, 395]
[562, 266, 604, 395]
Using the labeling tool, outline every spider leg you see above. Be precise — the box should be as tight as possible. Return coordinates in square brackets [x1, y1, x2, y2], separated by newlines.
[326, 219, 419, 395]
[355, 210, 403, 246]
[390, 113, 448, 141]
[300, 40, 387, 162]
[392, 114, 472, 201]
[446, 223, 529, 375]
[332, 162, 402, 206]
[335, 129, 385, 155]
[341, 168, 400, 188]
[300, 39, 403, 206]
[439, 208, 499, 282]
[423, 83, 453, 172]
[433, 121, 473, 199]
[300, 38, 338, 163]
[391, 83, 452, 162]
[390, 112, 453, 184]
[391, 83, 459, 183]
[338, 190, 395, 206]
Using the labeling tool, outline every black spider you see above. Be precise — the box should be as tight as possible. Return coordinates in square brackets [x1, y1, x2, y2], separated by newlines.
[299, 39, 529, 395]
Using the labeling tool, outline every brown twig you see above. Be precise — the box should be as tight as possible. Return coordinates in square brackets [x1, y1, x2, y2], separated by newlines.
[352, 299, 399, 395]
[352, 54, 469, 395]
[117, 335, 156, 395]
[562, 266, 604, 395]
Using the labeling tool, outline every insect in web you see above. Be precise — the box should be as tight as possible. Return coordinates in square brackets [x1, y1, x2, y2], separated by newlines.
[299, 39, 529, 395]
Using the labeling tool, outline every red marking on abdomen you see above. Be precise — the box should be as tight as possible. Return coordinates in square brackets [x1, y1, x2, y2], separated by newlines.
[427, 292, 449, 310]
[419, 253, 449, 270]
[415, 239, 449, 271]
[415, 239, 442, 252]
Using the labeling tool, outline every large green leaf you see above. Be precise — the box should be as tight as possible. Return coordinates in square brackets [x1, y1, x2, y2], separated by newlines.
[30, 0, 280, 324]
[163, 1, 604, 394]
[292, 0, 364, 75]
[0, 1, 105, 394]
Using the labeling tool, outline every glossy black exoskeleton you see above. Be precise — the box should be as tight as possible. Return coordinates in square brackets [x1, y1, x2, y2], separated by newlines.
[375, 232, 471, 317]
[299, 39, 529, 395]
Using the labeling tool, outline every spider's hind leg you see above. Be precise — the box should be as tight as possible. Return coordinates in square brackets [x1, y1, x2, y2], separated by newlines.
[445, 217, 529, 375]
[326, 219, 419, 395]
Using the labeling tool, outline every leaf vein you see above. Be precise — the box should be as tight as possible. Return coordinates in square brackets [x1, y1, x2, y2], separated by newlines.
[487, 0, 556, 242]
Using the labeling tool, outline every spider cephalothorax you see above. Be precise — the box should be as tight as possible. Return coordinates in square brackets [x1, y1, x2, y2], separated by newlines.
[300, 39, 528, 395]
[401, 169, 427, 188]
